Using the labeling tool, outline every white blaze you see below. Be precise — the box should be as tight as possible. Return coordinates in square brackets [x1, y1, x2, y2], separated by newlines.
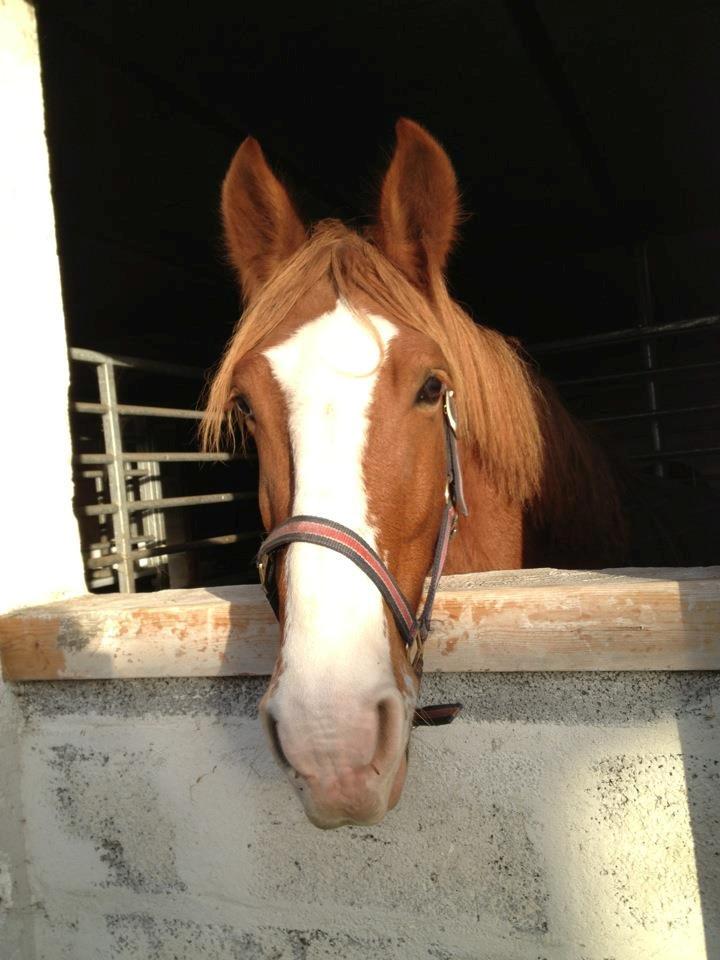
[264, 301, 398, 722]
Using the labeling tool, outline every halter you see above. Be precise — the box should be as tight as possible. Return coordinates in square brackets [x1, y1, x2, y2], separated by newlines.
[256, 390, 469, 726]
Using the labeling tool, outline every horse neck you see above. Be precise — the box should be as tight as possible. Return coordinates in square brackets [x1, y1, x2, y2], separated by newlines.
[445, 388, 628, 574]
[445, 449, 525, 574]
[529, 382, 627, 568]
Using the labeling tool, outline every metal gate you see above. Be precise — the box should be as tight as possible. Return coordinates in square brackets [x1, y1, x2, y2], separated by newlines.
[70, 347, 259, 593]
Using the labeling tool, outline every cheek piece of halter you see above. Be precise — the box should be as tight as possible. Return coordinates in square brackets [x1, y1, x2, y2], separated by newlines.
[256, 389, 469, 728]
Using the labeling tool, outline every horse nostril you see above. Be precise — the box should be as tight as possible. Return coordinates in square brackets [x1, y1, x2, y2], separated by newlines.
[372, 695, 403, 773]
[265, 711, 292, 771]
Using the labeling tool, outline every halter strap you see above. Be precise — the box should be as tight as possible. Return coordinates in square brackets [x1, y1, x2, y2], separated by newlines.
[258, 516, 418, 645]
[256, 389, 468, 724]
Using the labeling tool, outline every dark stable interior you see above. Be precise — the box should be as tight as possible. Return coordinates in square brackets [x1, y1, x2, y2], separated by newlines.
[34, 1, 720, 589]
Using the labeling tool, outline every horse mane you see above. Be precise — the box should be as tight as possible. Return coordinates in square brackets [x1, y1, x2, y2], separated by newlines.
[201, 220, 624, 549]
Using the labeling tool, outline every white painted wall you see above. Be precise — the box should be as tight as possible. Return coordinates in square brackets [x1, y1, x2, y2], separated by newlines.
[0, 3, 84, 952]
[0, 0, 85, 614]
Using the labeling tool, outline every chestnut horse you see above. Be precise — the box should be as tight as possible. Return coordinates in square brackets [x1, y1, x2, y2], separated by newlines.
[202, 120, 635, 828]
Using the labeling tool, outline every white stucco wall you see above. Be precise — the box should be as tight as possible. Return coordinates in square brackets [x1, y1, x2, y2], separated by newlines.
[0, 671, 717, 960]
[0, 3, 84, 953]
[0, 0, 85, 614]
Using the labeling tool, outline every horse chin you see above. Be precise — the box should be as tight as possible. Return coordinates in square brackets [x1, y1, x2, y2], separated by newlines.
[303, 807, 386, 831]
[295, 753, 410, 830]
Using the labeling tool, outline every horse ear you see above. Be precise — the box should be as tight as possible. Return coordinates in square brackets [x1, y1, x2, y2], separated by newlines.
[221, 137, 306, 301]
[375, 118, 460, 290]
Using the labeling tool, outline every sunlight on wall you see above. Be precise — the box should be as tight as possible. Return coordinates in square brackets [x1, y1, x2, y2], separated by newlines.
[0, 0, 85, 612]
[547, 720, 707, 959]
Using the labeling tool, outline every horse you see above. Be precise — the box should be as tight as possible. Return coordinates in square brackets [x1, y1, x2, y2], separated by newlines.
[201, 118, 716, 828]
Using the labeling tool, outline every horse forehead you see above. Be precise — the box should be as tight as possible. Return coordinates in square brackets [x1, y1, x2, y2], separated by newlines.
[262, 300, 398, 389]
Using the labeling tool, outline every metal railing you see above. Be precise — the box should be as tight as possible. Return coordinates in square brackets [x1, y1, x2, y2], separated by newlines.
[70, 347, 258, 592]
[530, 314, 720, 476]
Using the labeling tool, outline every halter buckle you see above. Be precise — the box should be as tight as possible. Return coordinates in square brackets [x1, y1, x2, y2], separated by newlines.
[408, 624, 428, 679]
[443, 389, 458, 434]
[443, 484, 459, 535]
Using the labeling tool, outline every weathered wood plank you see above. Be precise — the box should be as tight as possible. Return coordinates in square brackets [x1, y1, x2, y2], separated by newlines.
[1, 568, 719, 680]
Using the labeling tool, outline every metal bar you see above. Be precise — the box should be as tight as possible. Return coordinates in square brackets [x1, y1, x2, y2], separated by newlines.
[76, 452, 240, 464]
[82, 491, 256, 516]
[77, 454, 113, 464]
[590, 403, 720, 425]
[74, 401, 203, 420]
[634, 242, 664, 478]
[631, 447, 720, 462]
[642, 323, 664, 476]
[70, 346, 204, 379]
[558, 359, 720, 388]
[97, 361, 135, 592]
[89, 536, 151, 550]
[119, 403, 203, 420]
[530, 314, 720, 355]
[80, 467, 152, 478]
[83, 503, 118, 516]
[127, 492, 256, 512]
[85, 532, 261, 569]
[136, 457, 166, 572]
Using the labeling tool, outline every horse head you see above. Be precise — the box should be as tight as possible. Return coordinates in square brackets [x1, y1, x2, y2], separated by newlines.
[202, 120, 539, 827]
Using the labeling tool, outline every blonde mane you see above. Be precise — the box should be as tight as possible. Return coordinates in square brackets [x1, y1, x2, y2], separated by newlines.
[202, 221, 552, 505]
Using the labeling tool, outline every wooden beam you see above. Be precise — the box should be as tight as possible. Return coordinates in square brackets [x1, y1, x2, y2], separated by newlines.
[1, 568, 719, 681]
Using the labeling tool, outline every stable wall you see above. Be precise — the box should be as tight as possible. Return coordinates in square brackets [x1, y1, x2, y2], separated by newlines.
[1, 670, 718, 960]
[0, 3, 85, 955]
[0, 0, 85, 615]
[1, 573, 719, 959]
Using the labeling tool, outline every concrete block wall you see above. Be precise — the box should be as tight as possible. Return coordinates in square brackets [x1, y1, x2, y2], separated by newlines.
[1, 671, 718, 960]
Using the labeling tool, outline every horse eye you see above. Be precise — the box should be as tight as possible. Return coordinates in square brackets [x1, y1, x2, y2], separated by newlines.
[235, 395, 253, 417]
[416, 376, 445, 405]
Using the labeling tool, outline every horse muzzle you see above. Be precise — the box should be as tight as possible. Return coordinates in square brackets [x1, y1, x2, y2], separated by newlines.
[260, 687, 411, 828]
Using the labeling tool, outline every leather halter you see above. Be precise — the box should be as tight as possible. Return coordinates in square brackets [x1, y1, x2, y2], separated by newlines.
[256, 390, 468, 726]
